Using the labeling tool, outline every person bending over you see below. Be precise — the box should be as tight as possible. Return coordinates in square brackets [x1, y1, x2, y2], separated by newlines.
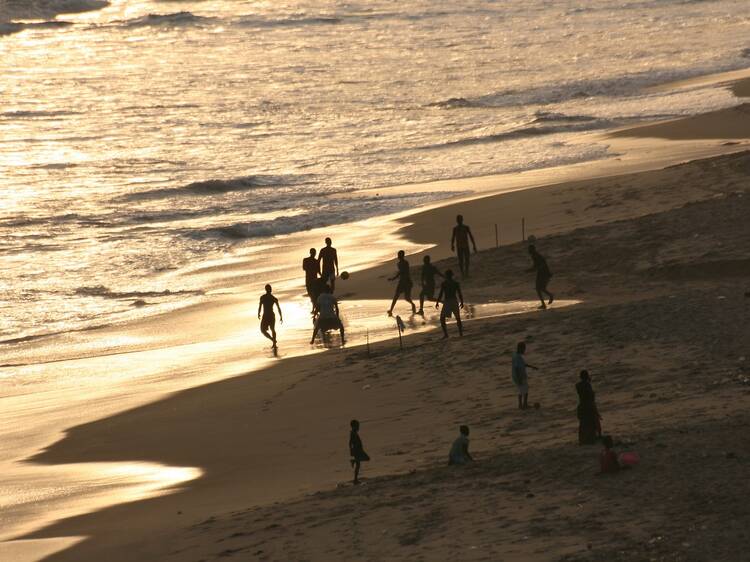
[311, 285, 346, 345]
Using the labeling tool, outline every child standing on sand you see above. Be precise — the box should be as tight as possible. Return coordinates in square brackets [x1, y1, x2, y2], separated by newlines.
[349, 419, 370, 485]
[512, 342, 538, 409]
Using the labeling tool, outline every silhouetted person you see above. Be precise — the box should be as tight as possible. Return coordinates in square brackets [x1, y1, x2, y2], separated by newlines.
[418, 255, 443, 314]
[257, 284, 282, 348]
[576, 370, 602, 445]
[311, 285, 345, 344]
[600, 435, 620, 474]
[388, 250, 416, 315]
[349, 419, 369, 484]
[527, 244, 553, 309]
[512, 341, 538, 409]
[318, 237, 339, 292]
[435, 269, 464, 338]
[448, 425, 473, 465]
[451, 214, 477, 277]
[303, 248, 321, 311]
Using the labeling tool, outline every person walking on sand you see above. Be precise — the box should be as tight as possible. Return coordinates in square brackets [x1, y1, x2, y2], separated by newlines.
[418, 255, 443, 315]
[435, 269, 464, 338]
[512, 342, 538, 409]
[318, 237, 339, 292]
[349, 419, 370, 485]
[448, 425, 473, 465]
[576, 370, 602, 445]
[310, 285, 346, 345]
[451, 214, 477, 277]
[527, 244, 554, 309]
[258, 284, 283, 348]
[388, 250, 417, 315]
[302, 248, 321, 312]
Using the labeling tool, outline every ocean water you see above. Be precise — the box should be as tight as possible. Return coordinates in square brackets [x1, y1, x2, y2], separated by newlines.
[1, 0, 748, 340]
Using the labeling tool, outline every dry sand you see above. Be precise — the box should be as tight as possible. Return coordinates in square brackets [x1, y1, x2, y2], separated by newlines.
[11, 80, 750, 561]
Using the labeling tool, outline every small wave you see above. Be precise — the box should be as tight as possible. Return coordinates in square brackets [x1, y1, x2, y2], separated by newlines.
[119, 174, 315, 202]
[74, 285, 204, 299]
[0, 0, 108, 22]
[532, 111, 598, 124]
[0, 19, 70, 35]
[119, 12, 216, 28]
[417, 121, 613, 150]
[236, 15, 342, 29]
[426, 97, 482, 109]
[1, 109, 82, 119]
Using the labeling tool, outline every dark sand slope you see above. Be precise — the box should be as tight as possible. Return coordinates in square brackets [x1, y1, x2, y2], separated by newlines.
[23, 149, 750, 561]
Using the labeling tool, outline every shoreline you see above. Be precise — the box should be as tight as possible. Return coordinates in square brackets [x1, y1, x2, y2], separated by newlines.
[2, 74, 750, 561]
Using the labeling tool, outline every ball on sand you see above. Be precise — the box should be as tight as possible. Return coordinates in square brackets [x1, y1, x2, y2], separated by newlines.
[340, 271, 350, 280]
[533, 402, 541, 410]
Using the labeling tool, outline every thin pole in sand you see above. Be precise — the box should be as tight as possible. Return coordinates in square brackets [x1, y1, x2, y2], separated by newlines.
[366, 329, 371, 357]
[494, 223, 499, 248]
[522, 217, 526, 242]
[396, 316, 405, 350]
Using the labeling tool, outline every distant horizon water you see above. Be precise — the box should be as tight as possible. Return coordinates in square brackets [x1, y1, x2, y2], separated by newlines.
[1, 0, 749, 339]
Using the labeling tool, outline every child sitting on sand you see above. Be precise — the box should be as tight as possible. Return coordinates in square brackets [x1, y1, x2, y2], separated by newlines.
[349, 419, 370, 485]
[599, 435, 620, 474]
[448, 425, 474, 465]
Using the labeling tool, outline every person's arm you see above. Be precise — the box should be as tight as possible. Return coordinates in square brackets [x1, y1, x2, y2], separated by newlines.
[257, 299, 262, 319]
[451, 227, 456, 252]
[334, 249, 339, 276]
[526, 361, 538, 370]
[458, 285, 464, 308]
[334, 299, 340, 318]
[388, 268, 400, 282]
[435, 286, 444, 308]
[468, 227, 477, 253]
[275, 298, 283, 323]
[436, 268, 444, 278]
[463, 441, 473, 462]
[526, 255, 538, 273]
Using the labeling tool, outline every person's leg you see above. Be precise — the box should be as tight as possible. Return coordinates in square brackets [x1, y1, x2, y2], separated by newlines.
[261, 328, 274, 342]
[535, 279, 547, 309]
[464, 251, 471, 276]
[523, 393, 529, 409]
[419, 288, 425, 313]
[405, 285, 416, 313]
[388, 289, 400, 314]
[542, 278, 554, 304]
[440, 311, 449, 338]
[455, 308, 463, 336]
[517, 393, 523, 409]
[458, 250, 467, 276]
[339, 322, 346, 345]
[310, 322, 320, 344]
[353, 460, 361, 484]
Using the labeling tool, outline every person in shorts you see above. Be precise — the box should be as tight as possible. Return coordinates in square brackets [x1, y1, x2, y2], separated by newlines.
[512, 341, 538, 409]
[388, 250, 417, 315]
[451, 214, 478, 277]
[302, 248, 320, 313]
[435, 269, 464, 338]
[310, 285, 345, 344]
[257, 284, 283, 348]
[527, 244, 554, 309]
[318, 237, 339, 292]
[418, 255, 443, 315]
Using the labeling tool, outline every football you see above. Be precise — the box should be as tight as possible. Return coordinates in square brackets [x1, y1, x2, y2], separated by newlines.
[340, 271, 350, 280]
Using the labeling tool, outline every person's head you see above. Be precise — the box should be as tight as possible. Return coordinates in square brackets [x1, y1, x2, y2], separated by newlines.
[602, 435, 614, 449]
[580, 369, 590, 382]
[516, 341, 526, 354]
[265, 284, 272, 293]
[528, 244, 536, 255]
[325, 237, 332, 247]
[350, 419, 360, 431]
[309, 248, 316, 257]
[456, 214, 464, 225]
[423, 255, 431, 264]
[445, 269, 454, 279]
[324, 284, 333, 294]
[397, 250, 405, 259]
[459, 424, 470, 436]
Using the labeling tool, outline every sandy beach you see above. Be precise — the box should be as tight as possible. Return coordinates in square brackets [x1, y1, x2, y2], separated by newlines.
[1, 72, 747, 562]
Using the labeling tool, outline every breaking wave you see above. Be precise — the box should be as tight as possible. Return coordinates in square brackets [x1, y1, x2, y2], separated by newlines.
[74, 285, 204, 299]
[119, 12, 216, 28]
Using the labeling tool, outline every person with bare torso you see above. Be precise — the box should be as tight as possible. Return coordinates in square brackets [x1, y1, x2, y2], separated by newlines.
[451, 214, 477, 277]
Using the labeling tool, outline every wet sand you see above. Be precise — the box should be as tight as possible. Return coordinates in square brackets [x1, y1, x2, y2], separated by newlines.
[2, 76, 750, 561]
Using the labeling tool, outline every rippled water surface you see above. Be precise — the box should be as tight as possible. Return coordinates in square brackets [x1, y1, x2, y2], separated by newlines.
[1, 0, 748, 338]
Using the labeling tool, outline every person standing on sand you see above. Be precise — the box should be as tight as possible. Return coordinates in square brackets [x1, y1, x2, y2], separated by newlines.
[435, 269, 464, 338]
[451, 214, 477, 277]
[349, 419, 370, 485]
[318, 237, 339, 292]
[527, 244, 554, 309]
[258, 284, 283, 348]
[302, 248, 321, 312]
[576, 370, 602, 445]
[418, 255, 443, 315]
[512, 342, 538, 409]
[310, 285, 346, 345]
[388, 250, 417, 315]
[448, 425, 473, 465]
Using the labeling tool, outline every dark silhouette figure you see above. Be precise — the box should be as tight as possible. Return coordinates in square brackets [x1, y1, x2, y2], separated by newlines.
[388, 250, 417, 315]
[448, 425, 473, 465]
[257, 284, 282, 348]
[302, 248, 321, 312]
[318, 237, 339, 292]
[349, 419, 370, 484]
[511, 341, 538, 409]
[576, 370, 602, 445]
[451, 214, 477, 277]
[600, 435, 620, 474]
[418, 255, 443, 314]
[310, 285, 345, 345]
[435, 269, 464, 338]
[527, 244, 554, 309]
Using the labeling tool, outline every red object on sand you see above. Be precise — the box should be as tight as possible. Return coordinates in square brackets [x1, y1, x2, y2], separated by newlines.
[619, 451, 640, 466]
